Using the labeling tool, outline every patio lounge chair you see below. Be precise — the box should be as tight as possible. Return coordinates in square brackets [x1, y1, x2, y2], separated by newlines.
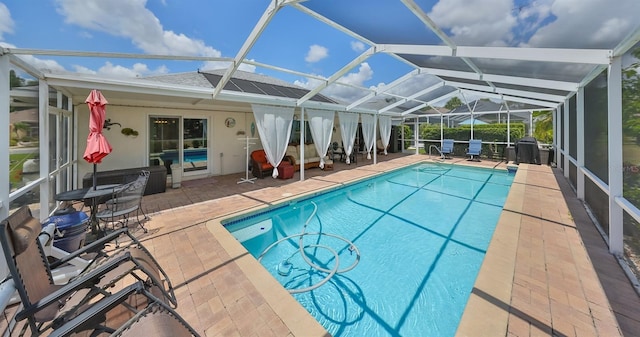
[0, 206, 177, 336]
[340, 142, 357, 164]
[48, 282, 199, 337]
[250, 149, 273, 178]
[329, 142, 342, 162]
[96, 170, 150, 233]
[466, 139, 482, 161]
[376, 139, 389, 155]
[441, 139, 454, 159]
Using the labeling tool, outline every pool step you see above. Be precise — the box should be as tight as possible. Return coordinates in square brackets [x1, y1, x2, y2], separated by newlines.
[231, 219, 273, 242]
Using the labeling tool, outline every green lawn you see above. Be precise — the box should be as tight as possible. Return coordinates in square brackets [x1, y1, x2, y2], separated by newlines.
[10, 152, 38, 186]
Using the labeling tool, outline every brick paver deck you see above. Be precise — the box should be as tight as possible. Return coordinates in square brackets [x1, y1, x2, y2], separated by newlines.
[3, 153, 639, 336]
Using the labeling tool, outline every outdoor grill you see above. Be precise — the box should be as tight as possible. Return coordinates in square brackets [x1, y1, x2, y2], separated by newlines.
[515, 137, 541, 165]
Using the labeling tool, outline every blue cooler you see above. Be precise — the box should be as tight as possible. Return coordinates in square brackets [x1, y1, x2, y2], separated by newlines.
[45, 209, 89, 252]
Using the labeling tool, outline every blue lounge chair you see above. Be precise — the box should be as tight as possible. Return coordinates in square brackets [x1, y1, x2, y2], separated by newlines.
[441, 139, 454, 159]
[466, 139, 482, 161]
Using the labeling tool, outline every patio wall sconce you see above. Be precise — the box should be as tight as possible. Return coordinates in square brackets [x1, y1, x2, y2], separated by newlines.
[103, 118, 121, 130]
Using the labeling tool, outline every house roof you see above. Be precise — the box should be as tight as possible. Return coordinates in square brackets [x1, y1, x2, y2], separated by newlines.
[144, 69, 337, 104]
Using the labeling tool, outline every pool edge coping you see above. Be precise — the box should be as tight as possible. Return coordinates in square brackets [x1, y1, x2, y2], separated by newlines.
[205, 157, 512, 336]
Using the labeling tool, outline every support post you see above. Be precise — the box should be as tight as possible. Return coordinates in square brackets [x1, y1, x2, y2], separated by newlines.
[577, 88, 585, 200]
[564, 99, 570, 178]
[608, 56, 623, 255]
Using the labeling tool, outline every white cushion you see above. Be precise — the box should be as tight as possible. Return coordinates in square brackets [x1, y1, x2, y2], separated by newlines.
[304, 144, 317, 158]
[286, 145, 299, 161]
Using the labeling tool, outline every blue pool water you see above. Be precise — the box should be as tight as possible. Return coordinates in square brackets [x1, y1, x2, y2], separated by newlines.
[224, 163, 514, 336]
[159, 148, 207, 163]
[184, 154, 206, 163]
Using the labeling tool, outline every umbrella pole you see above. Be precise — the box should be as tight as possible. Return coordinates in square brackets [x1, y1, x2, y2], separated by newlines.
[90, 163, 99, 236]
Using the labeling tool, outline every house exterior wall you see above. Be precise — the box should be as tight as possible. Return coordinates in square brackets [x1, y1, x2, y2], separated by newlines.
[76, 102, 258, 185]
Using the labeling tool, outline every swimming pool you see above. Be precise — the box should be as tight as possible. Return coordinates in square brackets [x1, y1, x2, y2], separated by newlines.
[224, 163, 514, 336]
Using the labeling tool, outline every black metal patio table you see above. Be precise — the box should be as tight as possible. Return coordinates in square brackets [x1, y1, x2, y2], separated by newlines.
[54, 184, 121, 235]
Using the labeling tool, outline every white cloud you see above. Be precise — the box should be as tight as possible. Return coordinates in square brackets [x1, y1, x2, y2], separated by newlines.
[0, 3, 15, 40]
[428, 0, 636, 49]
[351, 41, 366, 52]
[237, 62, 256, 73]
[339, 62, 373, 86]
[305, 44, 328, 63]
[199, 59, 256, 73]
[590, 17, 632, 46]
[523, 0, 638, 48]
[429, 0, 516, 46]
[72, 61, 168, 78]
[8, 52, 67, 73]
[294, 62, 374, 103]
[56, 0, 221, 56]
[1, 40, 168, 78]
[47, 0, 254, 77]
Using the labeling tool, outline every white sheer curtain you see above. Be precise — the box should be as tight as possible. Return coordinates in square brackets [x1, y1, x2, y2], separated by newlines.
[251, 104, 294, 178]
[378, 114, 392, 155]
[307, 109, 335, 169]
[338, 112, 359, 164]
[361, 113, 376, 160]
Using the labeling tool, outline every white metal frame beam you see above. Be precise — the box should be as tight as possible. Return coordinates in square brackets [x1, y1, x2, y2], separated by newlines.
[400, 0, 490, 85]
[379, 82, 444, 113]
[212, 0, 288, 98]
[297, 47, 375, 106]
[380, 44, 612, 65]
[346, 69, 421, 111]
[445, 80, 566, 102]
[401, 90, 459, 116]
[45, 74, 215, 99]
[3, 47, 233, 64]
[458, 89, 559, 108]
[421, 67, 579, 92]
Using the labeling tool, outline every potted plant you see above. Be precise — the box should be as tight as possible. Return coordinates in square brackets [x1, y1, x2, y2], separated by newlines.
[121, 127, 139, 137]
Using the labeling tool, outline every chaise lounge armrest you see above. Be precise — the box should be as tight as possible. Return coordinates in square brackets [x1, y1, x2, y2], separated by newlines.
[49, 281, 199, 337]
[16, 250, 136, 321]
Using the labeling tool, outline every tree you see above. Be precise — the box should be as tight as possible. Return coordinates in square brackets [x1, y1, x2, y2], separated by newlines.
[532, 110, 553, 144]
[10, 70, 25, 88]
[11, 122, 29, 140]
[401, 124, 413, 148]
[445, 97, 463, 110]
[623, 48, 640, 140]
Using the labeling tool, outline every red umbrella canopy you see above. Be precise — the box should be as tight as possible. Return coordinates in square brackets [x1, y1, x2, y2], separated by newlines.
[83, 90, 112, 164]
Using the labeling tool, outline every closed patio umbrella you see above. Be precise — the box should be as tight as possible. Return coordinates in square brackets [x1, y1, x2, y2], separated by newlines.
[83, 89, 112, 190]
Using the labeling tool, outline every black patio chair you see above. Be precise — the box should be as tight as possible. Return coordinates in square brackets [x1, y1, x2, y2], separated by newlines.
[0, 206, 177, 336]
[97, 170, 150, 233]
[48, 282, 199, 337]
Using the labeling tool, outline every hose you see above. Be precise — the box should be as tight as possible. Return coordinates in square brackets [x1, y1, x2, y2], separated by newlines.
[258, 201, 360, 293]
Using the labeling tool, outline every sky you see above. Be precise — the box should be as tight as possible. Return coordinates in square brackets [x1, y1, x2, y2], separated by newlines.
[1, 0, 638, 106]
